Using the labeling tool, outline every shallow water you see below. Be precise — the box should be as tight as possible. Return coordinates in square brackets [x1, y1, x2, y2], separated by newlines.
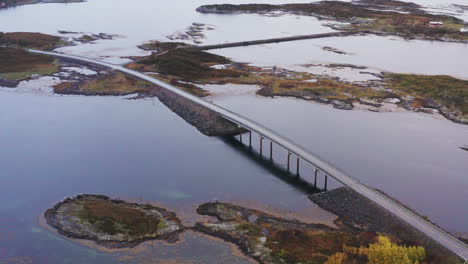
[211, 35, 468, 79]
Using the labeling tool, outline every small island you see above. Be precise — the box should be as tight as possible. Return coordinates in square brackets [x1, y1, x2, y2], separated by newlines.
[196, 0, 468, 43]
[194, 202, 429, 264]
[44, 194, 183, 248]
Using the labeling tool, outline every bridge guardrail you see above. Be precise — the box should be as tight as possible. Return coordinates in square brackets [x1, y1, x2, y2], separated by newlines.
[361, 183, 468, 251]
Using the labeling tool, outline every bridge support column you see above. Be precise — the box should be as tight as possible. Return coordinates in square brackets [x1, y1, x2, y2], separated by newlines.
[324, 175, 328, 191]
[239, 127, 242, 143]
[260, 136, 264, 157]
[249, 131, 252, 149]
[296, 158, 300, 177]
[287, 153, 291, 173]
[314, 168, 318, 188]
[269, 142, 273, 161]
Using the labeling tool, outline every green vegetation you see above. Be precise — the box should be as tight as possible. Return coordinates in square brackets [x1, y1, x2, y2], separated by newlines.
[349, 14, 467, 41]
[74, 200, 160, 237]
[197, 1, 467, 41]
[0, 47, 59, 80]
[236, 223, 262, 236]
[0, 32, 65, 50]
[271, 77, 385, 100]
[54, 72, 155, 95]
[385, 73, 468, 114]
[45, 195, 183, 247]
[1, 0, 82, 8]
[139, 41, 190, 52]
[196, 202, 373, 264]
[325, 235, 426, 264]
[267, 229, 362, 264]
[136, 48, 241, 80]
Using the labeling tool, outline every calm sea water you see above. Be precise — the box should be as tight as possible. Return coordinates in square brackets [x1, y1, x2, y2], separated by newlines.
[0, 91, 335, 263]
[0, 0, 467, 262]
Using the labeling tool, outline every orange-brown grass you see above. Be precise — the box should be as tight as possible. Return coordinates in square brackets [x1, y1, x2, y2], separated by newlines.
[385, 73, 468, 114]
[0, 32, 63, 50]
[267, 229, 363, 263]
[0, 47, 54, 73]
[77, 201, 160, 236]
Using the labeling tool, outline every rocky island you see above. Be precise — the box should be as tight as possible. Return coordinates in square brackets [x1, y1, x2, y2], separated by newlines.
[196, 0, 468, 43]
[44, 194, 183, 248]
[43, 194, 465, 263]
[129, 41, 468, 125]
[192, 201, 445, 264]
[0, 0, 84, 9]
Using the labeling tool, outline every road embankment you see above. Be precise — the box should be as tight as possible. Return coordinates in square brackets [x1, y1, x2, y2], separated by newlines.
[310, 187, 464, 263]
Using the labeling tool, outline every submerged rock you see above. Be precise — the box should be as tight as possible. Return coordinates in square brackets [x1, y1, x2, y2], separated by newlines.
[45, 194, 183, 248]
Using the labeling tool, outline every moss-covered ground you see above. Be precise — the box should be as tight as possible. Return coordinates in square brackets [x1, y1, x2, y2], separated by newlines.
[0, 47, 59, 81]
[0, 32, 66, 50]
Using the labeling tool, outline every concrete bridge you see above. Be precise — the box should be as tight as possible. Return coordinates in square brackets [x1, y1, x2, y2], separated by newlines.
[29, 49, 468, 261]
[181, 31, 367, 51]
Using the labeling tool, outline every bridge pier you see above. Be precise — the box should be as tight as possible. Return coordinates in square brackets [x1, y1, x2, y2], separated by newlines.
[296, 158, 300, 177]
[314, 168, 318, 188]
[324, 174, 328, 190]
[270, 142, 273, 161]
[249, 131, 252, 149]
[239, 127, 243, 143]
[287, 153, 291, 173]
[260, 136, 264, 157]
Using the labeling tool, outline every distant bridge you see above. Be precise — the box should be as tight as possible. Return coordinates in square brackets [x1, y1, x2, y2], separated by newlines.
[30, 49, 468, 261]
[181, 31, 367, 51]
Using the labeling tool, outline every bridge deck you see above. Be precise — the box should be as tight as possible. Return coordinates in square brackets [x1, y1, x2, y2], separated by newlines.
[29, 49, 468, 261]
[182, 31, 365, 51]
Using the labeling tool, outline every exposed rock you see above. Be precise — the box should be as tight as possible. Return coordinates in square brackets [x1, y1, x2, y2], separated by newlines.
[360, 98, 382, 107]
[45, 194, 183, 248]
[0, 78, 19, 87]
[194, 202, 368, 264]
[58, 30, 79, 34]
[329, 63, 367, 69]
[332, 100, 354, 110]
[309, 187, 461, 262]
[155, 88, 244, 136]
[322, 46, 348, 54]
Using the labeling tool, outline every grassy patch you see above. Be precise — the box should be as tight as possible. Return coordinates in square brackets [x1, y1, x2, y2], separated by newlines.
[350, 15, 466, 40]
[236, 223, 262, 236]
[272, 78, 385, 100]
[267, 229, 362, 263]
[0, 47, 58, 80]
[0, 32, 65, 50]
[385, 73, 468, 114]
[79, 72, 154, 95]
[137, 48, 241, 80]
[0, 64, 59, 80]
[198, 2, 467, 41]
[74, 200, 160, 237]
[139, 41, 190, 52]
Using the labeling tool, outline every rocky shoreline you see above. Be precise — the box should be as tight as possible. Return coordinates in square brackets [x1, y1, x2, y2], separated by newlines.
[309, 187, 461, 262]
[0, 0, 84, 10]
[196, 1, 468, 43]
[44, 194, 183, 248]
[43, 195, 464, 263]
[155, 87, 244, 136]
